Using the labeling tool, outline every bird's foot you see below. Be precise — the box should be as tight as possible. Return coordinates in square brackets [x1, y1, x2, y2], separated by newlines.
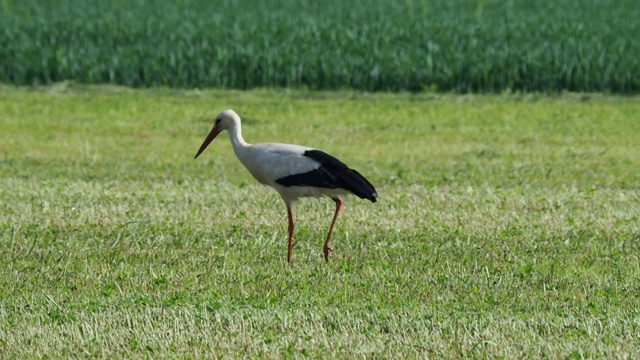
[323, 246, 332, 262]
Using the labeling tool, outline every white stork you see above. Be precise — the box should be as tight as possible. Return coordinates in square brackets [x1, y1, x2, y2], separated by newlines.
[194, 109, 377, 263]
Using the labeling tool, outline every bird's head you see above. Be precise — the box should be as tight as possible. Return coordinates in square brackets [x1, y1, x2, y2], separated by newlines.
[194, 109, 240, 159]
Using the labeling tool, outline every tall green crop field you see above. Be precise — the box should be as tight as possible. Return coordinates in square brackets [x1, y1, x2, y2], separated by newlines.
[1, 0, 639, 93]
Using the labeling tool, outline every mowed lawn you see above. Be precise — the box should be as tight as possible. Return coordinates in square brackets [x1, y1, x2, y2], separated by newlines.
[1, 85, 639, 358]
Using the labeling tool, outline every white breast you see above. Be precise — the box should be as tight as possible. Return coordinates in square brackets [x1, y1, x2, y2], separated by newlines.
[234, 142, 321, 186]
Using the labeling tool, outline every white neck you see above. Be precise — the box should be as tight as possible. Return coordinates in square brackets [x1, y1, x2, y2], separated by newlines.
[227, 122, 251, 158]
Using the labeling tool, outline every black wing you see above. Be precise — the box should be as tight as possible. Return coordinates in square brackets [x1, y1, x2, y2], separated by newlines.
[275, 150, 377, 202]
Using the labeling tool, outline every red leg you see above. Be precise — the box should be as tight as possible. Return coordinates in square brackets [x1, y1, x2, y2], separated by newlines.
[286, 203, 294, 264]
[323, 197, 343, 262]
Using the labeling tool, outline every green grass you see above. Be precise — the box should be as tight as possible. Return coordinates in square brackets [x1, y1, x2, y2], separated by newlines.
[1, 85, 640, 357]
[1, 0, 639, 93]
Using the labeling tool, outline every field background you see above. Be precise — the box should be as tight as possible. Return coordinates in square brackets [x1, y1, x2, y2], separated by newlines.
[1, 0, 639, 93]
[1, 85, 639, 357]
[2, 0, 640, 357]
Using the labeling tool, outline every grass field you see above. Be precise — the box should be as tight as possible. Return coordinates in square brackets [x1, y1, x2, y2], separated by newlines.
[1, 85, 639, 357]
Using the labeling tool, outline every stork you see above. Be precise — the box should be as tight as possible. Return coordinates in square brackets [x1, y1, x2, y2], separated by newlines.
[194, 109, 377, 263]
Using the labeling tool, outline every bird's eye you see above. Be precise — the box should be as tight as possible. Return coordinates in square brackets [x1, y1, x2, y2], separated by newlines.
[215, 118, 221, 125]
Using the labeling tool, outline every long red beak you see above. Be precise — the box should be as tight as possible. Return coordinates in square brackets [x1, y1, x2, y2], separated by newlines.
[194, 126, 222, 159]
